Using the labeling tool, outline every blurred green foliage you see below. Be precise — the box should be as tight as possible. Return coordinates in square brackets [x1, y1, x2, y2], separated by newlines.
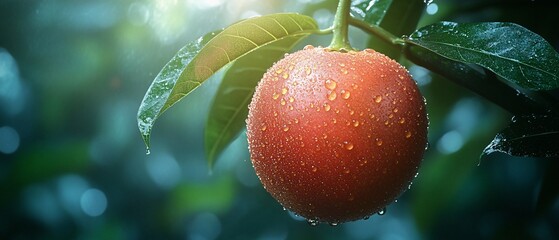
[1, 0, 558, 239]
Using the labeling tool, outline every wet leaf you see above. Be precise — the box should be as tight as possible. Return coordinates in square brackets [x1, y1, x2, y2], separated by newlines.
[350, 0, 393, 26]
[407, 22, 559, 91]
[482, 114, 559, 158]
[359, 0, 425, 59]
[137, 13, 318, 149]
[205, 36, 304, 168]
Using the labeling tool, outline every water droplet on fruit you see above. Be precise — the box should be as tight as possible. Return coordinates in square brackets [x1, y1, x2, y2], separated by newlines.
[352, 120, 360, 127]
[378, 207, 386, 215]
[393, 108, 399, 113]
[376, 139, 383, 146]
[289, 97, 295, 103]
[323, 103, 331, 111]
[260, 125, 267, 131]
[341, 69, 348, 74]
[343, 141, 354, 150]
[272, 93, 280, 100]
[283, 125, 289, 132]
[311, 166, 317, 172]
[280, 99, 286, 105]
[406, 131, 412, 138]
[374, 95, 383, 103]
[329, 222, 339, 227]
[343, 168, 350, 174]
[325, 79, 337, 90]
[303, 45, 314, 50]
[328, 91, 337, 101]
[273, 111, 278, 117]
[276, 69, 283, 74]
[281, 87, 288, 95]
[341, 90, 350, 99]
[307, 219, 319, 226]
[399, 118, 406, 124]
[305, 67, 312, 75]
[388, 113, 394, 119]
[282, 73, 289, 79]
[363, 216, 370, 220]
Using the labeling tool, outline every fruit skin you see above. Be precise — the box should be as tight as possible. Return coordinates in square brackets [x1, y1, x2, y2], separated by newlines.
[246, 46, 428, 223]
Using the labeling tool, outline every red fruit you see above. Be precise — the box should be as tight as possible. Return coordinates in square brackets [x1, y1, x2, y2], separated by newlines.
[246, 46, 428, 224]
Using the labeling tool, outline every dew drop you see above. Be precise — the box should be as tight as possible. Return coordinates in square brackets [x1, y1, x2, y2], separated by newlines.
[273, 111, 278, 117]
[398, 75, 404, 80]
[303, 45, 314, 50]
[260, 125, 267, 131]
[282, 73, 289, 79]
[388, 113, 394, 119]
[341, 69, 348, 74]
[376, 139, 383, 146]
[311, 165, 318, 172]
[307, 219, 319, 226]
[393, 108, 399, 113]
[305, 67, 312, 75]
[328, 91, 337, 101]
[276, 69, 283, 74]
[344, 141, 354, 150]
[323, 103, 331, 111]
[374, 95, 383, 103]
[288, 105, 294, 110]
[332, 118, 337, 124]
[341, 90, 351, 99]
[289, 97, 295, 103]
[283, 125, 290, 132]
[329, 222, 339, 227]
[281, 87, 288, 95]
[145, 148, 151, 155]
[280, 99, 286, 105]
[399, 118, 406, 124]
[406, 131, 412, 138]
[378, 207, 386, 215]
[352, 120, 360, 127]
[325, 79, 337, 90]
[272, 93, 280, 100]
[343, 169, 350, 174]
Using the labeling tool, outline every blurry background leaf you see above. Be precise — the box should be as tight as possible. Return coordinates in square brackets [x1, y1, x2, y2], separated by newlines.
[407, 22, 559, 91]
[205, 36, 305, 168]
[138, 13, 318, 150]
[482, 114, 559, 158]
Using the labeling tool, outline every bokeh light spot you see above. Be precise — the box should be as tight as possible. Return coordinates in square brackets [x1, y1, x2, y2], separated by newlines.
[0, 126, 20, 154]
[80, 188, 107, 217]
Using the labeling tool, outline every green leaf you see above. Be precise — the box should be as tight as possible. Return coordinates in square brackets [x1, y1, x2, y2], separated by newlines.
[350, 0, 393, 26]
[204, 36, 304, 168]
[407, 21, 559, 91]
[362, 0, 425, 59]
[482, 114, 559, 158]
[137, 31, 220, 151]
[137, 13, 319, 150]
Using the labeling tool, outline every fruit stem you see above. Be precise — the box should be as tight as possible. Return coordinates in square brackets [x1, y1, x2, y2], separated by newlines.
[328, 0, 354, 51]
[348, 17, 405, 48]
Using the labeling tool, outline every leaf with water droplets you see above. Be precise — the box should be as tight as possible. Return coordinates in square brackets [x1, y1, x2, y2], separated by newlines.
[350, 0, 393, 26]
[205, 36, 305, 168]
[407, 22, 559, 90]
[137, 30, 220, 150]
[137, 13, 319, 149]
[482, 114, 559, 158]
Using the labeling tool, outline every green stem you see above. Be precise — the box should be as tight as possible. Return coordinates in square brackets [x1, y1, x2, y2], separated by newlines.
[348, 17, 405, 49]
[328, 0, 353, 51]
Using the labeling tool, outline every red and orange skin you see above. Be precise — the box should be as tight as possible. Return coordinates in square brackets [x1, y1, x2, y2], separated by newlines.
[247, 46, 428, 224]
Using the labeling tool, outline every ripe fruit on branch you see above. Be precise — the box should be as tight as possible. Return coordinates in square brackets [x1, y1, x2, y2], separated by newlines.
[246, 46, 428, 224]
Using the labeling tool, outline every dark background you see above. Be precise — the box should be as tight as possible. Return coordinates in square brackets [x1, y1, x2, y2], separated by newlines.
[1, 0, 558, 239]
